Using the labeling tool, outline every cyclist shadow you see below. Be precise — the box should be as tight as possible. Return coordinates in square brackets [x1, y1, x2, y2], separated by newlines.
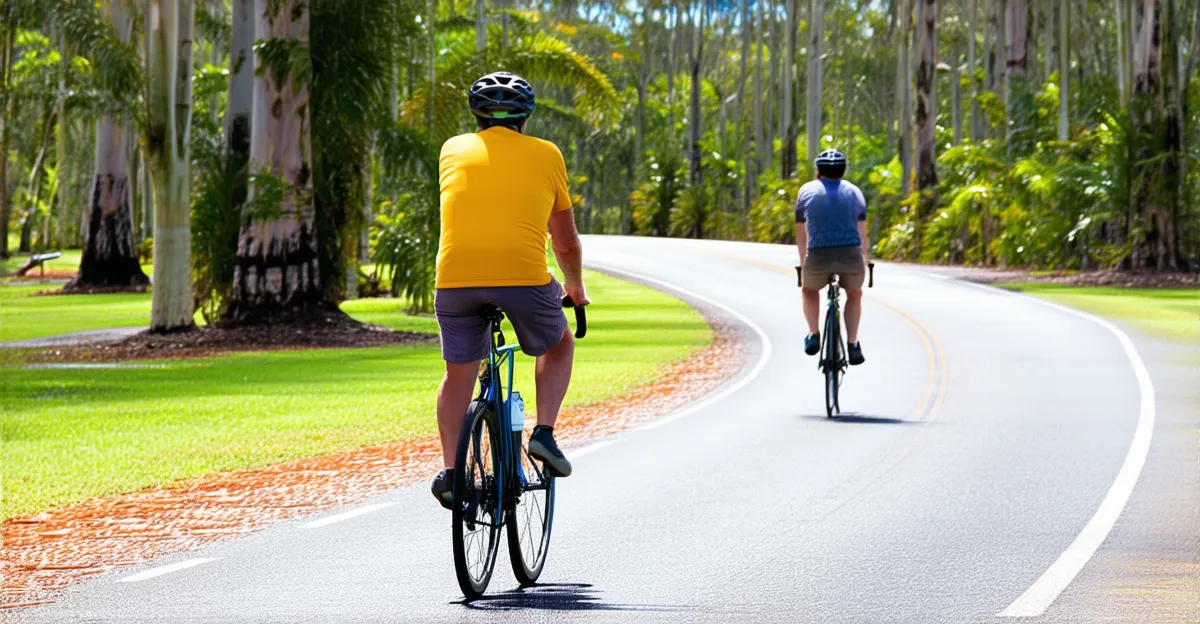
[454, 582, 694, 613]
[801, 413, 914, 425]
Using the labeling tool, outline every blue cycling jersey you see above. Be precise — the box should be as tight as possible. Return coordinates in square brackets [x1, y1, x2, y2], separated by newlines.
[794, 179, 867, 249]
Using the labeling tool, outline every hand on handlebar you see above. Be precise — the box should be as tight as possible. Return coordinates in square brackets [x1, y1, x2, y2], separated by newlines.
[563, 281, 590, 308]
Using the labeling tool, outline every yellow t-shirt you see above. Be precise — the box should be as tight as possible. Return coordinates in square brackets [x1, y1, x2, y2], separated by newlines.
[436, 127, 571, 289]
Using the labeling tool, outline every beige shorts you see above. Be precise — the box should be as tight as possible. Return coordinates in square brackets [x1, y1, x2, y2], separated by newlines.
[802, 245, 866, 290]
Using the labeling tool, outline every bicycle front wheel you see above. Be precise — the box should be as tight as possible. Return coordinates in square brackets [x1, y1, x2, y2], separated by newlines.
[452, 400, 503, 598]
[507, 432, 555, 585]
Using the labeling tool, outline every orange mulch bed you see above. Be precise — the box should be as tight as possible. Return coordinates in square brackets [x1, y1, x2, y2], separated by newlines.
[1, 321, 743, 609]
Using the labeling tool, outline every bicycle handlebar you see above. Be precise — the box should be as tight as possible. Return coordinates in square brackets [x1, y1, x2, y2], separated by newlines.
[562, 296, 588, 339]
[793, 262, 877, 289]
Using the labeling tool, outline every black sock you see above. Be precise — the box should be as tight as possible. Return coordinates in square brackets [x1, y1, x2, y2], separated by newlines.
[442, 468, 454, 480]
[533, 425, 553, 436]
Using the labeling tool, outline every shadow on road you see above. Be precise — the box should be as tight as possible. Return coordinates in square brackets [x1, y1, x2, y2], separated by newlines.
[801, 413, 915, 425]
[455, 583, 694, 613]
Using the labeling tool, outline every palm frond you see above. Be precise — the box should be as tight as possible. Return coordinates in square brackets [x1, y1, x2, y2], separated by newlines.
[53, 0, 141, 107]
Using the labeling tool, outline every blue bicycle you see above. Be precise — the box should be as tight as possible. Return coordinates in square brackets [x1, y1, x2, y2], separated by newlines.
[452, 298, 587, 598]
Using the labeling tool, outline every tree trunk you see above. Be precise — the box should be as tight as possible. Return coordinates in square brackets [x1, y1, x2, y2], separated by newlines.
[765, 0, 777, 174]
[688, 1, 705, 186]
[739, 0, 752, 217]
[805, 0, 824, 180]
[969, 0, 982, 140]
[1006, 0, 1034, 157]
[898, 0, 913, 196]
[1130, 0, 1182, 269]
[146, 0, 196, 331]
[55, 33, 70, 249]
[0, 30, 12, 259]
[227, 0, 253, 211]
[476, 0, 486, 52]
[22, 107, 56, 253]
[754, 0, 765, 186]
[427, 0, 436, 135]
[227, 0, 321, 322]
[1057, 0, 1068, 140]
[915, 0, 938, 232]
[781, 0, 797, 179]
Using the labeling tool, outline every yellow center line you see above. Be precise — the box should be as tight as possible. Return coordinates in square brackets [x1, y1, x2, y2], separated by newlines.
[706, 250, 949, 422]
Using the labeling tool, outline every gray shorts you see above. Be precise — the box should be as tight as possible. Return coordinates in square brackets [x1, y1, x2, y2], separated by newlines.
[435, 278, 569, 364]
[802, 245, 866, 290]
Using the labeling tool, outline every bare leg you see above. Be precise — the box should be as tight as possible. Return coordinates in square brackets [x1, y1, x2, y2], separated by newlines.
[535, 328, 575, 427]
[844, 288, 863, 343]
[437, 361, 480, 469]
[802, 287, 821, 334]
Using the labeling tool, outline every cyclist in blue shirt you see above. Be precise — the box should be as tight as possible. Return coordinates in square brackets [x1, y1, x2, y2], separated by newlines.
[795, 149, 869, 365]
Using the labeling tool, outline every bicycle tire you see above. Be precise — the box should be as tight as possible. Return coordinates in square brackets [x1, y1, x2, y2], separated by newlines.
[452, 400, 503, 598]
[506, 432, 555, 585]
[824, 307, 841, 417]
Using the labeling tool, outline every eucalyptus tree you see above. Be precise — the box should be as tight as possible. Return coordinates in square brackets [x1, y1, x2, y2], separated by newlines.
[146, 0, 196, 331]
[67, 0, 149, 290]
[805, 0, 824, 180]
[914, 0, 937, 223]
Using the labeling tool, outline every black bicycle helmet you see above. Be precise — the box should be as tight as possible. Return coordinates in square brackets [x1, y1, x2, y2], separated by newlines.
[814, 149, 847, 168]
[468, 72, 536, 120]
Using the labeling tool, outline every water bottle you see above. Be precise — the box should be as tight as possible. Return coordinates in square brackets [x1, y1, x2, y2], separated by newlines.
[509, 392, 525, 432]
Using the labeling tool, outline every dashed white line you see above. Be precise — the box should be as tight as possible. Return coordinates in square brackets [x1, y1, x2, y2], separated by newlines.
[585, 263, 773, 432]
[960, 284, 1158, 618]
[299, 503, 397, 529]
[116, 558, 219, 583]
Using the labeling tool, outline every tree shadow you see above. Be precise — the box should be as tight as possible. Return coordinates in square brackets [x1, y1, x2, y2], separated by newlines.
[800, 413, 915, 425]
[454, 582, 695, 613]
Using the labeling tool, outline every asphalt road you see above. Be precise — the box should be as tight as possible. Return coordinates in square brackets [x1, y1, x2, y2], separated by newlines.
[13, 236, 1198, 623]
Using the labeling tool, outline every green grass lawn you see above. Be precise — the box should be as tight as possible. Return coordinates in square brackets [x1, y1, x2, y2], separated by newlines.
[1, 269, 710, 518]
[1000, 283, 1200, 343]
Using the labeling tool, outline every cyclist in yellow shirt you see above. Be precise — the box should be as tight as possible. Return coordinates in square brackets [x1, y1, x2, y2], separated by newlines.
[431, 72, 589, 508]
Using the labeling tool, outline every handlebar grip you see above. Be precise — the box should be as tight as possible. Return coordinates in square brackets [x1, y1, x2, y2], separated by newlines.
[868, 262, 875, 288]
[562, 296, 588, 339]
[795, 266, 803, 288]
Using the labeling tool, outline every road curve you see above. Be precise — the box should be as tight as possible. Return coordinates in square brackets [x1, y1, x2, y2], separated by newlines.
[12, 236, 1193, 623]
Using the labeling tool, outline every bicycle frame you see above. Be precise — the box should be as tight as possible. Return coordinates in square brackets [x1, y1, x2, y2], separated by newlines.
[476, 317, 545, 522]
[819, 278, 847, 374]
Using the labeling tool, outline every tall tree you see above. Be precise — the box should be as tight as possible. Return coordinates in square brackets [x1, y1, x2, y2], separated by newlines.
[1129, 0, 1183, 268]
[687, 0, 706, 185]
[780, 0, 798, 179]
[753, 0, 765, 183]
[915, 0, 938, 212]
[897, 0, 913, 195]
[227, 0, 320, 322]
[805, 0, 824, 179]
[0, 10, 15, 259]
[227, 0, 253, 214]
[146, 0, 196, 331]
[69, 0, 149, 291]
[1005, 0, 1034, 157]
[969, 0, 982, 140]
[1056, 0, 1068, 141]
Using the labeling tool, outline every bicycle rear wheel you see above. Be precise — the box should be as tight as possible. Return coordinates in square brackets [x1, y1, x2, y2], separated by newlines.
[452, 400, 503, 598]
[507, 432, 555, 585]
[824, 310, 842, 417]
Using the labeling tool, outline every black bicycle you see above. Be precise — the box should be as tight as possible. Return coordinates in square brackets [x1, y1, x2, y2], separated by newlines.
[798, 263, 874, 417]
[451, 297, 586, 598]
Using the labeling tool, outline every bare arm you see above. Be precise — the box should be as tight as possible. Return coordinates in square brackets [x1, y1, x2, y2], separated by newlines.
[795, 222, 808, 265]
[549, 208, 590, 305]
[858, 221, 869, 264]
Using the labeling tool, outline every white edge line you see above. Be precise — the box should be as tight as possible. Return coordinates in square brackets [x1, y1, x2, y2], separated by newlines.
[955, 282, 1157, 617]
[570, 440, 616, 459]
[299, 502, 398, 530]
[116, 558, 219, 583]
[586, 263, 773, 432]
